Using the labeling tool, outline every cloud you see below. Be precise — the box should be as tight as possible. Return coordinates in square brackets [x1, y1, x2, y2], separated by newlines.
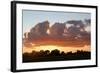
[49, 22, 66, 37]
[84, 19, 91, 25]
[23, 20, 91, 48]
[27, 21, 49, 41]
[64, 20, 91, 45]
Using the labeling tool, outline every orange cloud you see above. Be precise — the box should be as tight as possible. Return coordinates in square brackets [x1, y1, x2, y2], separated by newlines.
[23, 20, 91, 48]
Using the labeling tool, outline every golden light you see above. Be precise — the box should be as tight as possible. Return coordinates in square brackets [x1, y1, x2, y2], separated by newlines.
[47, 29, 50, 34]
[34, 45, 60, 51]
[23, 45, 91, 53]
[85, 26, 91, 32]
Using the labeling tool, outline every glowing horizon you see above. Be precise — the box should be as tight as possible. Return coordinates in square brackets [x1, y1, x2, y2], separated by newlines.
[23, 45, 90, 53]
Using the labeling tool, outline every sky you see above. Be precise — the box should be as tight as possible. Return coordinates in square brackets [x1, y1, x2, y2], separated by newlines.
[23, 10, 91, 33]
[22, 10, 91, 53]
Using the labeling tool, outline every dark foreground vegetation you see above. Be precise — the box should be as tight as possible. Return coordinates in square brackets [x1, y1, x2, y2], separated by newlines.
[23, 49, 91, 63]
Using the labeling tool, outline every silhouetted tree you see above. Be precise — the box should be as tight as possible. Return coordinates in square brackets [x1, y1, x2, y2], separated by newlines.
[23, 49, 91, 62]
[61, 51, 65, 56]
[50, 49, 60, 56]
[44, 50, 50, 56]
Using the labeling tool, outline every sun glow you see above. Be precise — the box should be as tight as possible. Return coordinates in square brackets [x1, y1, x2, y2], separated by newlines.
[23, 45, 90, 53]
[34, 45, 61, 51]
[47, 29, 50, 34]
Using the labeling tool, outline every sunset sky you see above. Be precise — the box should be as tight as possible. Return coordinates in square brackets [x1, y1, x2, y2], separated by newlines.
[22, 10, 91, 53]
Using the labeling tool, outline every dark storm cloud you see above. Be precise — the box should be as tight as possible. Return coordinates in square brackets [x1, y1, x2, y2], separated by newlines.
[27, 21, 49, 41]
[67, 20, 83, 25]
[66, 26, 81, 38]
[67, 20, 85, 29]
[65, 20, 90, 41]
[23, 20, 91, 48]
[84, 19, 91, 25]
[49, 22, 66, 37]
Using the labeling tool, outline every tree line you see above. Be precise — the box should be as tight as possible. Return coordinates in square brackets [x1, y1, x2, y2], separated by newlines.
[23, 49, 91, 62]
